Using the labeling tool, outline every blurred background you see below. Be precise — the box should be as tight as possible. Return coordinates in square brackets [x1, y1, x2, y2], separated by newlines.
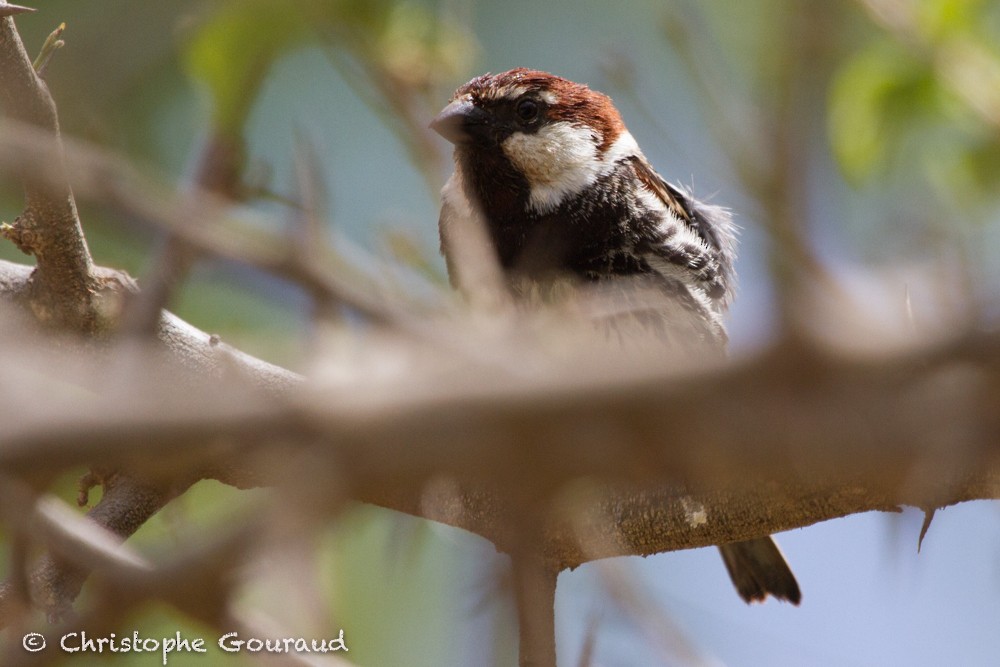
[2, 0, 1000, 664]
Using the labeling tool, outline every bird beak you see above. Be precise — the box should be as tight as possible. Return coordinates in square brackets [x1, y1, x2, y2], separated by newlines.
[430, 98, 489, 144]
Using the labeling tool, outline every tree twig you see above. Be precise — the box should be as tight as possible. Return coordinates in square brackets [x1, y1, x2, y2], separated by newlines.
[512, 550, 558, 667]
[0, 14, 102, 331]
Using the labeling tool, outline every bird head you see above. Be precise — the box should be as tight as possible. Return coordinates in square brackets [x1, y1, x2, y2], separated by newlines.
[431, 68, 640, 214]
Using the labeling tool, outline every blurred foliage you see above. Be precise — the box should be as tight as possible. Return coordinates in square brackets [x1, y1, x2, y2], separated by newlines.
[312, 0, 474, 91]
[829, 0, 1000, 210]
[830, 40, 941, 181]
[184, 0, 308, 138]
[185, 0, 473, 171]
[700, 0, 805, 88]
[320, 505, 493, 667]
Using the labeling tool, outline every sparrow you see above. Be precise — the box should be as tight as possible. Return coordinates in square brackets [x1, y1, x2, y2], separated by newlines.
[431, 68, 800, 605]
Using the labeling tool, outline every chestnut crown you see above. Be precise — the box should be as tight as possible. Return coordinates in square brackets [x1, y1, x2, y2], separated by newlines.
[431, 68, 625, 152]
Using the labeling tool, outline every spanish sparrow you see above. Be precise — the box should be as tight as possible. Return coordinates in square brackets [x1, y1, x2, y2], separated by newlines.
[432, 68, 800, 605]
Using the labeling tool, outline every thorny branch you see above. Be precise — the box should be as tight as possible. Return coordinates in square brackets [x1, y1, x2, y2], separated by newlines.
[0, 14, 116, 332]
[2, 249, 1000, 593]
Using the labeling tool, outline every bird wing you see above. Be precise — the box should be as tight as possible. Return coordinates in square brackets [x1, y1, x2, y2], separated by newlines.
[627, 156, 736, 307]
[629, 155, 699, 229]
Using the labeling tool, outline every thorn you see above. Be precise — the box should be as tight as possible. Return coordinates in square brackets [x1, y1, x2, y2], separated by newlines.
[76, 470, 99, 507]
[290, 126, 329, 252]
[917, 507, 936, 553]
[0, 3, 35, 18]
[904, 283, 915, 331]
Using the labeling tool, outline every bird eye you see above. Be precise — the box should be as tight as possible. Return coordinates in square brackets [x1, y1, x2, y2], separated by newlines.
[515, 98, 539, 123]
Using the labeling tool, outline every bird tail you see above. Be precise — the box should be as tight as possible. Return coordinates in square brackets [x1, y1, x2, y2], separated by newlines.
[718, 537, 801, 605]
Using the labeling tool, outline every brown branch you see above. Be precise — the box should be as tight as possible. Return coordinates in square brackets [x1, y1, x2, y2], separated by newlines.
[0, 311, 998, 557]
[0, 14, 111, 331]
[0, 258, 297, 621]
[0, 474, 185, 623]
[2, 237, 1000, 626]
[512, 551, 558, 667]
[0, 473, 352, 667]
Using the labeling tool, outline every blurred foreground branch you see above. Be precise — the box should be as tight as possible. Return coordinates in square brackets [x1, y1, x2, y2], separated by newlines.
[2, 252, 999, 625]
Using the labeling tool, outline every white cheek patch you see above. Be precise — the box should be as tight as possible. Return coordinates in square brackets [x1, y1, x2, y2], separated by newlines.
[502, 122, 602, 214]
[603, 130, 641, 165]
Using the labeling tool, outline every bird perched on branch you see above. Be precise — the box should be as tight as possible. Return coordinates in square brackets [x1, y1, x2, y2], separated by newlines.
[431, 68, 800, 605]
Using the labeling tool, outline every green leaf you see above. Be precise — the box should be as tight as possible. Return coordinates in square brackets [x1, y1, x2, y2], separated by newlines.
[828, 43, 937, 182]
[916, 0, 987, 43]
[184, 0, 309, 136]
